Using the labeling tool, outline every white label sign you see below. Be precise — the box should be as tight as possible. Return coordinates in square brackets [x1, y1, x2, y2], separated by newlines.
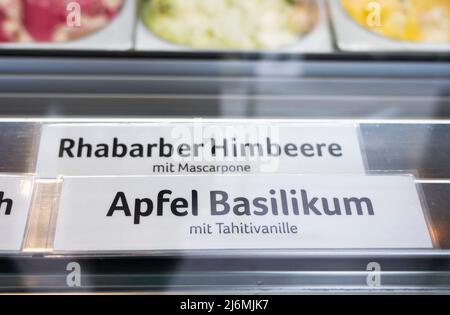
[53, 175, 433, 252]
[36, 122, 365, 176]
[0, 176, 34, 251]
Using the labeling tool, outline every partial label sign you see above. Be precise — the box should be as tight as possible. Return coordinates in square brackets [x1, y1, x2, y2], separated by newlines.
[36, 122, 365, 176]
[53, 175, 433, 252]
[0, 176, 34, 251]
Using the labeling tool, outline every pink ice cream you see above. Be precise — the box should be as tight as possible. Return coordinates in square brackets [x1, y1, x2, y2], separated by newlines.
[0, 0, 123, 42]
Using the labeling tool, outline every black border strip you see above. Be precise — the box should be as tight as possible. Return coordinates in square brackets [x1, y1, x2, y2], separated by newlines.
[0, 50, 449, 63]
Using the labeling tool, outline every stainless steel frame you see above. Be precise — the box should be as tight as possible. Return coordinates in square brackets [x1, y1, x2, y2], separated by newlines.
[0, 56, 448, 293]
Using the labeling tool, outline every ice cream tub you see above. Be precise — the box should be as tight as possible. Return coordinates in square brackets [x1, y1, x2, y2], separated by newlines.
[0, 0, 136, 51]
[135, 0, 333, 53]
[329, 0, 450, 52]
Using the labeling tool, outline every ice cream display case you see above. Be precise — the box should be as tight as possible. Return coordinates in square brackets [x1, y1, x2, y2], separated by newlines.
[0, 0, 449, 295]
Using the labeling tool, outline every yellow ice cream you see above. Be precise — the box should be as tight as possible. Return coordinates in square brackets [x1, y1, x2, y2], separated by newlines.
[341, 0, 450, 43]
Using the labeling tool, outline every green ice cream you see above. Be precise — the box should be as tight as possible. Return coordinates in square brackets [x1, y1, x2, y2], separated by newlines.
[141, 0, 318, 49]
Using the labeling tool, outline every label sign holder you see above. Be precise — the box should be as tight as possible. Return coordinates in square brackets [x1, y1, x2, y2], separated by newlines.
[22, 178, 62, 254]
[0, 121, 442, 256]
[45, 174, 435, 256]
[412, 181, 440, 249]
[0, 175, 35, 254]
